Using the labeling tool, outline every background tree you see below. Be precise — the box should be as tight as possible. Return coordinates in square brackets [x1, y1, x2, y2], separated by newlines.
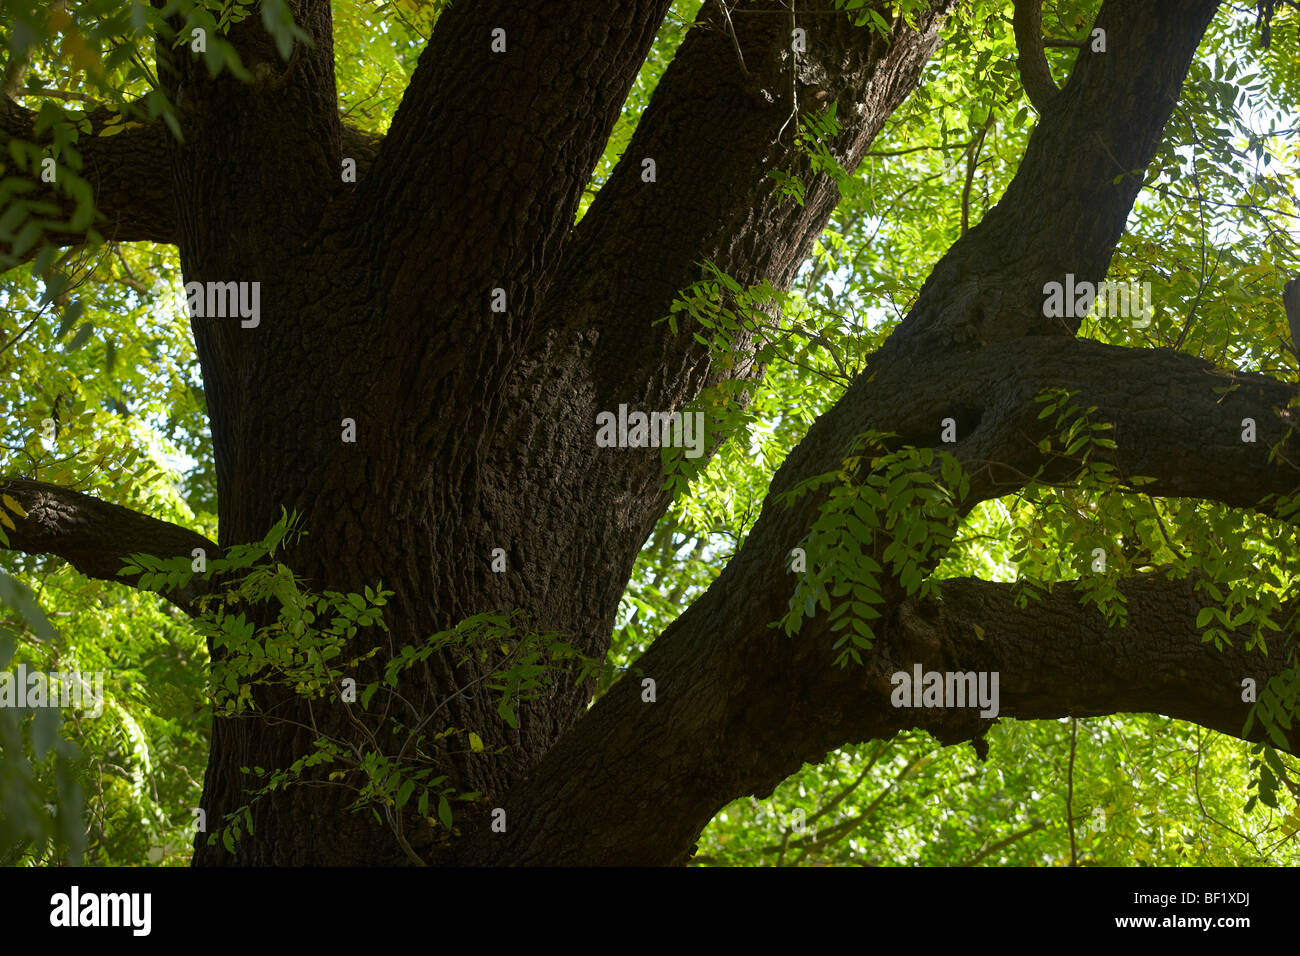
[2, 0, 1299, 866]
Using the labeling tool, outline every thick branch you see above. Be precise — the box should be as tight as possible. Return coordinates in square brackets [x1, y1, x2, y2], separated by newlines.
[465, 562, 1295, 866]
[346, 0, 673, 473]
[482, 2, 954, 662]
[879, 0, 1222, 368]
[358, 0, 672, 275]
[0, 478, 217, 615]
[469, 337, 1299, 866]
[541, 0, 953, 402]
[155, 0, 344, 258]
[462, 0, 1234, 865]
[0, 96, 176, 258]
[0, 94, 382, 267]
[899, 575, 1298, 748]
[870, 336, 1300, 511]
[1012, 0, 1060, 113]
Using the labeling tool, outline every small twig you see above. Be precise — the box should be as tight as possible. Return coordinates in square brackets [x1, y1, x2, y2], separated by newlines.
[959, 820, 1048, 865]
[718, 1, 748, 75]
[1170, 104, 1227, 352]
[10, 87, 97, 103]
[864, 142, 973, 158]
[960, 111, 995, 235]
[111, 244, 150, 294]
[1191, 725, 1260, 852]
[1145, 493, 1186, 561]
[774, 0, 798, 144]
[1066, 717, 1078, 865]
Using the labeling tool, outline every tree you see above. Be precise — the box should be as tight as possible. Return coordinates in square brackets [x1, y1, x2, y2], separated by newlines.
[2, 0, 1300, 866]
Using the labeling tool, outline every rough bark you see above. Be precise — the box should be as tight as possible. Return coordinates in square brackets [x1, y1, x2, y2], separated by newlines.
[169, 0, 965, 866]
[458, 0, 1232, 865]
[7, 0, 1287, 869]
[457, 569, 1296, 866]
[0, 96, 175, 253]
[0, 94, 381, 256]
[164, 0, 703, 865]
[0, 478, 217, 614]
[878, 0, 1223, 367]
[483, 0, 956, 759]
[1012, 0, 1060, 113]
[0, 0, 963, 865]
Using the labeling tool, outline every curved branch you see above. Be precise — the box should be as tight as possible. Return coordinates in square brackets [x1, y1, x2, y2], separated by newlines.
[0, 478, 217, 615]
[1012, 0, 1059, 113]
[874, 336, 1300, 512]
[466, 565, 1295, 866]
[473, 330, 1299, 866]
[903, 575, 1297, 746]
[877, 0, 1222, 369]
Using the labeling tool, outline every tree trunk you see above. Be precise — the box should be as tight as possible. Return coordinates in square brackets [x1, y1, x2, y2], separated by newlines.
[8, 0, 1291, 869]
[170, 0, 954, 865]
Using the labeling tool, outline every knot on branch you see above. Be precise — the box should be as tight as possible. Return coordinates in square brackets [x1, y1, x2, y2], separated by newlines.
[25, 489, 80, 538]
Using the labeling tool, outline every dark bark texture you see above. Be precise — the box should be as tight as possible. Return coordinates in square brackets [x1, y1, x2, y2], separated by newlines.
[6, 0, 1291, 867]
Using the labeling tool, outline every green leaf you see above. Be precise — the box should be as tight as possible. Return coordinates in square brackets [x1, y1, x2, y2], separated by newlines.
[66, 323, 93, 351]
[12, 220, 43, 258]
[29, 707, 60, 761]
[1264, 718, 1289, 751]
[437, 794, 453, 829]
[0, 571, 59, 643]
[56, 299, 84, 338]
